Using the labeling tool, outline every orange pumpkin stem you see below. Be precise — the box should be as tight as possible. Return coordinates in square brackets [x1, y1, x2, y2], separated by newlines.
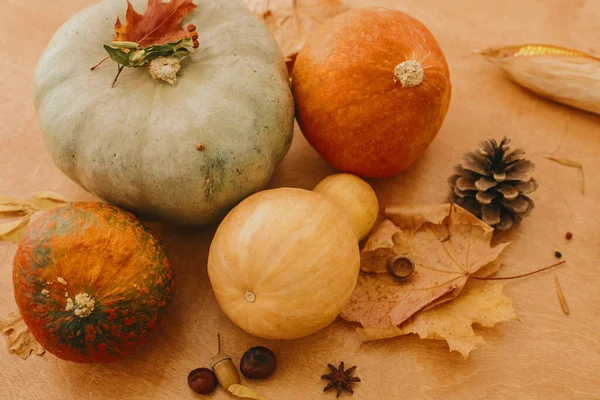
[394, 60, 424, 88]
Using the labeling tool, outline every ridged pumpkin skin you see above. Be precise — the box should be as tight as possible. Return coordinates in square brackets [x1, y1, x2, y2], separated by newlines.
[13, 203, 173, 363]
[292, 8, 452, 178]
[34, 0, 294, 225]
[208, 188, 360, 340]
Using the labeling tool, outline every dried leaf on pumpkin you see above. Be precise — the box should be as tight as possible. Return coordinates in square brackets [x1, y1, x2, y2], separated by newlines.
[96, 0, 199, 86]
[341, 204, 510, 329]
[0, 312, 45, 359]
[357, 280, 519, 358]
[113, 0, 197, 48]
[0, 191, 68, 243]
[241, 0, 347, 62]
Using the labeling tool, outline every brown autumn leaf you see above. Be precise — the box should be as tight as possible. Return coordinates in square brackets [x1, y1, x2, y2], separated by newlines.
[0, 312, 45, 359]
[113, 0, 197, 48]
[0, 191, 68, 243]
[357, 280, 519, 358]
[340, 204, 511, 329]
[241, 0, 347, 62]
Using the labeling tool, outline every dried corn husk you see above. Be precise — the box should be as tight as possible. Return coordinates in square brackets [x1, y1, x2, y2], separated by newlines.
[481, 44, 600, 115]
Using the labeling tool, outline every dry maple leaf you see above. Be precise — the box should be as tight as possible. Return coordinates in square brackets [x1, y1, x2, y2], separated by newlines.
[0, 312, 45, 359]
[241, 0, 347, 62]
[114, 0, 197, 48]
[357, 280, 518, 358]
[340, 204, 510, 329]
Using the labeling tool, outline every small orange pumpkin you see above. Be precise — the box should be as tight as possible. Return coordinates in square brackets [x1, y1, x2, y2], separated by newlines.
[292, 8, 452, 178]
[13, 202, 173, 363]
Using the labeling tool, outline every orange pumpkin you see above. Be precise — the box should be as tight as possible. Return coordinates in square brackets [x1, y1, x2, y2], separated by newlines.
[13, 203, 173, 363]
[292, 8, 452, 178]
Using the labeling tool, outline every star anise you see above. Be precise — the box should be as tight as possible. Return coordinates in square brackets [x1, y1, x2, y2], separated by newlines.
[321, 361, 361, 397]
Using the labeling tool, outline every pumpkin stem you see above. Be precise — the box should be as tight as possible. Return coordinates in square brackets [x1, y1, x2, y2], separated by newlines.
[244, 290, 256, 303]
[394, 60, 425, 88]
[65, 293, 96, 318]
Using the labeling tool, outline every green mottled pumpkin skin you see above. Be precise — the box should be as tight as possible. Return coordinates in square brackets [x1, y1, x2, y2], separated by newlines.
[13, 202, 173, 363]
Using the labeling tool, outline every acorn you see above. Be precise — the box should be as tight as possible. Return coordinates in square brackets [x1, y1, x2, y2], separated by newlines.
[240, 346, 277, 379]
[210, 334, 240, 390]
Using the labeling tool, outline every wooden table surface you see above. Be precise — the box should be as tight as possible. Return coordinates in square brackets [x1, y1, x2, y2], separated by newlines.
[1, 0, 599, 399]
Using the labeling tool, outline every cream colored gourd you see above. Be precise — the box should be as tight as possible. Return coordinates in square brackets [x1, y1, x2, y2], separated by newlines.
[33, 0, 294, 225]
[208, 174, 378, 340]
[313, 173, 379, 241]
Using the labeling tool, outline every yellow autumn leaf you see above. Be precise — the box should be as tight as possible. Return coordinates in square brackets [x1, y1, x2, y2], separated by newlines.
[241, 0, 347, 62]
[0, 191, 69, 243]
[28, 191, 69, 210]
[228, 384, 268, 400]
[0, 204, 29, 213]
[32, 191, 68, 202]
[0, 311, 45, 359]
[0, 216, 31, 243]
[341, 204, 510, 329]
[0, 196, 31, 213]
[357, 280, 519, 358]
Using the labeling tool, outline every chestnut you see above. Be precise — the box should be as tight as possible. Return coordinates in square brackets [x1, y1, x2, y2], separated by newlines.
[188, 367, 217, 395]
[240, 346, 277, 379]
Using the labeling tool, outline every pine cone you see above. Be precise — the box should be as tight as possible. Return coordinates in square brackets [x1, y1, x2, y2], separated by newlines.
[448, 137, 538, 230]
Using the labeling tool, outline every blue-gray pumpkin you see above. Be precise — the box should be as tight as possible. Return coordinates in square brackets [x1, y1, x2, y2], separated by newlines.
[34, 0, 294, 224]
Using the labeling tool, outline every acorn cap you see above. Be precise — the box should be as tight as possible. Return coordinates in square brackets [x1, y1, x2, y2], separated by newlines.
[210, 353, 232, 369]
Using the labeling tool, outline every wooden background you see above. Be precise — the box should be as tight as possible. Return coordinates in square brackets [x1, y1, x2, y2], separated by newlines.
[1, 0, 599, 399]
